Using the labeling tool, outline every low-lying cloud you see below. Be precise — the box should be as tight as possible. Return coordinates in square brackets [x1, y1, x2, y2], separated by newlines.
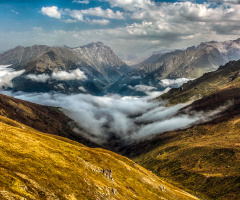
[26, 69, 87, 82]
[3, 89, 231, 144]
[0, 65, 25, 89]
[159, 78, 194, 88]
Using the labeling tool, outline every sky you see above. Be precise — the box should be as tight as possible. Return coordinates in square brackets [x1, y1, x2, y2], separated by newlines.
[0, 0, 240, 59]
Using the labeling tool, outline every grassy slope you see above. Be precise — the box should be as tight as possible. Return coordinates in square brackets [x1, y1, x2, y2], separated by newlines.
[132, 61, 240, 200]
[0, 93, 97, 147]
[0, 115, 199, 200]
[133, 112, 240, 200]
[159, 60, 240, 105]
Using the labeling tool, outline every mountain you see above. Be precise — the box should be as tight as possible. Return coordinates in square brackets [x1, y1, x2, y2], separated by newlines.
[12, 51, 106, 95]
[107, 38, 240, 95]
[0, 108, 199, 199]
[123, 55, 151, 69]
[71, 42, 131, 82]
[0, 42, 131, 94]
[0, 92, 97, 147]
[107, 50, 183, 95]
[0, 45, 50, 67]
[119, 60, 240, 200]
[159, 59, 240, 104]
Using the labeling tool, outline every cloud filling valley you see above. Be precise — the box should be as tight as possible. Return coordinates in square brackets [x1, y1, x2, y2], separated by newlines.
[2, 89, 230, 144]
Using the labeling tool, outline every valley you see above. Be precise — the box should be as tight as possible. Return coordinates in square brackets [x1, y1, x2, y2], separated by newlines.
[1, 38, 240, 200]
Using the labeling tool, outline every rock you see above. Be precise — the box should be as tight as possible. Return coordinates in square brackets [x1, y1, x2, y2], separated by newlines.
[102, 169, 113, 180]
[111, 188, 117, 195]
[229, 72, 239, 82]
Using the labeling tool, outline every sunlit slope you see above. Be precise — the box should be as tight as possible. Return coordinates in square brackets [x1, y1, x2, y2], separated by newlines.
[132, 89, 240, 200]
[0, 93, 96, 147]
[0, 115, 199, 200]
[159, 60, 240, 104]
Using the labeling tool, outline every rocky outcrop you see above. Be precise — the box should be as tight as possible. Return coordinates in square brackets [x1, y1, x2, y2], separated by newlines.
[102, 169, 113, 180]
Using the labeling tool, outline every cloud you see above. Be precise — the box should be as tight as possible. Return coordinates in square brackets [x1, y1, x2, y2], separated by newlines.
[69, 10, 84, 21]
[2, 1, 240, 57]
[52, 69, 87, 81]
[64, 19, 78, 23]
[87, 19, 110, 25]
[159, 78, 194, 88]
[78, 86, 87, 92]
[130, 84, 156, 92]
[26, 74, 50, 83]
[0, 65, 25, 89]
[26, 69, 87, 82]
[220, 0, 240, 4]
[11, 9, 19, 15]
[130, 75, 141, 79]
[72, 0, 89, 4]
[41, 6, 61, 19]
[78, 7, 124, 20]
[104, 0, 154, 11]
[3, 88, 231, 144]
[135, 115, 199, 139]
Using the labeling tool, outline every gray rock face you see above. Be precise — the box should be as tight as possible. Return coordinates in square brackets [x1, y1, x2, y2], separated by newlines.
[140, 38, 240, 79]
[71, 42, 131, 82]
[0, 45, 50, 67]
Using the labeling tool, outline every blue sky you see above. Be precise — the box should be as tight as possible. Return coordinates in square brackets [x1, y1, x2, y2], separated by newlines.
[0, 0, 240, 58]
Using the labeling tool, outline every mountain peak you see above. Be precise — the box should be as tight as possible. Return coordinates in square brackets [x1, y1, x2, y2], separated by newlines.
[80, 41, 105, 48]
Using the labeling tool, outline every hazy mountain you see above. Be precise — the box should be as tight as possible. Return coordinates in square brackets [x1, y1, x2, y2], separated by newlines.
[108, 38, 240, 95]
[106, 50, 183, 95]
[123, 55, 150, 69]
[141, 38, 240, 79]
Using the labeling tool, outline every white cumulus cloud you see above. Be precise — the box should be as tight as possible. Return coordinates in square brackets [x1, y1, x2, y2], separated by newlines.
[41, 6, 61, 19]
[78, 7, 124, 20]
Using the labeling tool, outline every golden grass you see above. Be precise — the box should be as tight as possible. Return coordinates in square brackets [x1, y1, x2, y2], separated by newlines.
[0, 115, 199, 200]
[134, 114, 240, 200]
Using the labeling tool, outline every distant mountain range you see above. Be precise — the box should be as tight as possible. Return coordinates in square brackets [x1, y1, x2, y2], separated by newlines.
[0, 42, 131, 95]
[1, 38, 240, 96]
[107, 38, 240, 95]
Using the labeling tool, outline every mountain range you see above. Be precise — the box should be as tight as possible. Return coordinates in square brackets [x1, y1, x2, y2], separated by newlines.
[108, 38, 240, 95]
[0, 42, 131, 95]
